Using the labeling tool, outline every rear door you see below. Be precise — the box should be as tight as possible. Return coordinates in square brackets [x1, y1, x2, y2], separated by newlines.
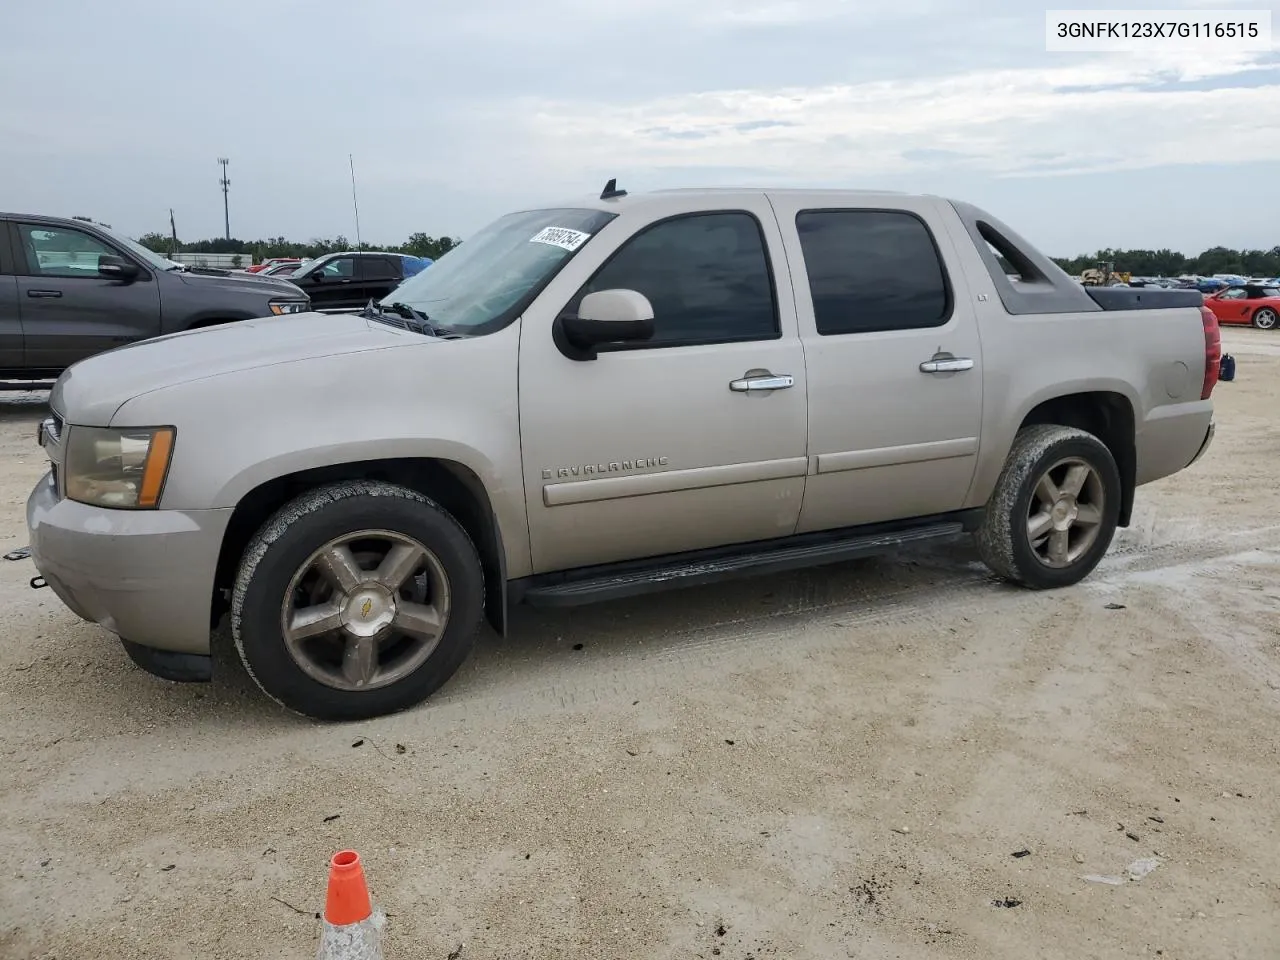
[357, 255, 404, 302]
[10, 220, 162, 373]
[765, 194, 984, 533]
[0, 220, 23, 372]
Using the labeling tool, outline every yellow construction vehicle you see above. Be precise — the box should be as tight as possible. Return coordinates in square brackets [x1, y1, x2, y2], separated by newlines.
[1080, 261, 1131, 286]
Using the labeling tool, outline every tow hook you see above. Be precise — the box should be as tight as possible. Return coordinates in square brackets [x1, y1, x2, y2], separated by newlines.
[30, 576, 47, 590]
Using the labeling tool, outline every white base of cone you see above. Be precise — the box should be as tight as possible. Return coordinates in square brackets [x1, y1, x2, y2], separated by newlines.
[317, 911, 385, 960]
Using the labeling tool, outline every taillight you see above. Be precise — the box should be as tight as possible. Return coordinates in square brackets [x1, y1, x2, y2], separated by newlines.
[1200, 305, 1221, 400]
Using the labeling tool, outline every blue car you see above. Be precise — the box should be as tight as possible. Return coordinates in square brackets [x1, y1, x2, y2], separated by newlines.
[400, 255, 433, 279]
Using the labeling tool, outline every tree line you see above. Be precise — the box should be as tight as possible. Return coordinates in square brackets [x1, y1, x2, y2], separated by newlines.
[133, 230, 1280, 278]
[134, 232, 461, 265]
[1051, 246, 1280, 278]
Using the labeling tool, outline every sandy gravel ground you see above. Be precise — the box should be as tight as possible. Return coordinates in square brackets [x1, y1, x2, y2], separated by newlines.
[1, 329, 1278, 959]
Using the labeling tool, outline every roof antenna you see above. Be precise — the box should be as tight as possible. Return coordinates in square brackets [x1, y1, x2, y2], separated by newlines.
[600, 177, 627, 200]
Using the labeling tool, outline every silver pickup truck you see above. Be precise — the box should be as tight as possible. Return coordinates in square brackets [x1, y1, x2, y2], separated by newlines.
[26, 184, 1223, 721]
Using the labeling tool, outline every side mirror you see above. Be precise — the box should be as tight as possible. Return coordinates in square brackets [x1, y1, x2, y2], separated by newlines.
[98, 254, 141, 282]
[555, 289, 655, 361]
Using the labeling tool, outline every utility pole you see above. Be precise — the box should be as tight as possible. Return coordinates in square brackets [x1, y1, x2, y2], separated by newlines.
[217, 157, 231, 240]
[348, 154, 363, 251]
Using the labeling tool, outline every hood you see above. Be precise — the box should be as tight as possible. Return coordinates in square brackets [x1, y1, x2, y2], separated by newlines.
[52, 311, 430, 425]
[175, 268, 306, 298]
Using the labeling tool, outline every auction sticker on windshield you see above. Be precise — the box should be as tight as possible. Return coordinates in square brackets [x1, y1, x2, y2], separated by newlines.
[529, 226, 591, 251]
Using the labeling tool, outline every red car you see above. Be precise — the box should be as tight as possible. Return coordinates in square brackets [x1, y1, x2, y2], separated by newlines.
[1204, 284, 1280, 330]
[246, 257, 301, 275]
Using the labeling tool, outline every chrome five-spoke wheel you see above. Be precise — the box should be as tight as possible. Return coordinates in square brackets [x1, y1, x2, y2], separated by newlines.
[282, 530, 451, 691]
[232, 481, 484, 721]
[976, 424, 1121, 589]
[1026, 457, 1105, 568]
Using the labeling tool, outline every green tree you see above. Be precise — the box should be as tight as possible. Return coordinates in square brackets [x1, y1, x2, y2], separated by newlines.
[136, 232, 171, 254]
[399, 233, 459, 260]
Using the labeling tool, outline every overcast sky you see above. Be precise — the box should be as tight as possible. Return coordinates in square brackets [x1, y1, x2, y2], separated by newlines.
[2, 0, 1277, 257]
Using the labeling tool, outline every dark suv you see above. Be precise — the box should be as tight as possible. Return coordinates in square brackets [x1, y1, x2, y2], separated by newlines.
[287, 251, 432, 311]
[0, 213, 310, 380]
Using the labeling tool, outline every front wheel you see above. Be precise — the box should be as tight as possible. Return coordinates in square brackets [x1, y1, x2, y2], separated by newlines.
[231, 480, 484, 721]
[1252, 307, 1277, 330]
[976, 425, 1121, 589]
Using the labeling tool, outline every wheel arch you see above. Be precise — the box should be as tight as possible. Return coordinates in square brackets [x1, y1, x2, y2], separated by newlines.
[1015, 390, 1137, 526]
[212, 456, 510, 636]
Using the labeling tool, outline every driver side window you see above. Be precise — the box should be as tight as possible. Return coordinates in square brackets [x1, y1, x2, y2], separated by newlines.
[566, 211, 779, 348]
[321, 257, 356, 278]
[18, 224, 118, 279]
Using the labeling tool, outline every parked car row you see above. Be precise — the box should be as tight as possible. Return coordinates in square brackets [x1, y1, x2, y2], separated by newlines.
[246, 257, 302, 274]
[0, 213, 448, 382]
[286, 251, 433, 311]
[0, 213, 311, 380]
[1202, 283, 1280, 330]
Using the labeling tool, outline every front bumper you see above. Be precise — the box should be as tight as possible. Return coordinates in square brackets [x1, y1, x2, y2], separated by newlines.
[26, 471, 233, 655]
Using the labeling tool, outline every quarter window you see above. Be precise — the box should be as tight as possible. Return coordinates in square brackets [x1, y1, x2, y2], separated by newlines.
[18, 224, 119, 279]
[572, 212, 778, 346]
[796, 210, 951, 335]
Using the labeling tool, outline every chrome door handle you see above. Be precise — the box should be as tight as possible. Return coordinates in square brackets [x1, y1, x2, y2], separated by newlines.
[919, 357, 974, 373]
[730, 374, 794, 392]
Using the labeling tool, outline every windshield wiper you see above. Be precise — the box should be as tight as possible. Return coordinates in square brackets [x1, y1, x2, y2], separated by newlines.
[359, 300, 424, 334]
[385, 301, 466, 338]
[384, 301, 446, 336]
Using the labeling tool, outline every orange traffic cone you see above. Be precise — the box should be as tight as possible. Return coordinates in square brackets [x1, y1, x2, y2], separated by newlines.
[317, 850, 384, 960]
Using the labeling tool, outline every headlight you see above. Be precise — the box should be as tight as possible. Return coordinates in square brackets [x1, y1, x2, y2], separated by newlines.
[64, 426, 176, 509]
[269, 299, 309, 315]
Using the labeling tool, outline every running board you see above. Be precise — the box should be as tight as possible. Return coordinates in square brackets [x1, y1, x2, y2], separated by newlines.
[520, 521, 966, 608]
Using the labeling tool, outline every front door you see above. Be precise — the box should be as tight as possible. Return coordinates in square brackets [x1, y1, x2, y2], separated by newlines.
[9, 221, 162, 373]
[518, 201, 809, 573]
[1208, 287, 1250, 324]
[765, 195, 985, 534]
[299, 255, 361, 311]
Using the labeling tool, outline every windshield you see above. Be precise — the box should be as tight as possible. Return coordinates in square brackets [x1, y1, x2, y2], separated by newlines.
[105, 228, 183, 271]
[380, 207, 617, 334]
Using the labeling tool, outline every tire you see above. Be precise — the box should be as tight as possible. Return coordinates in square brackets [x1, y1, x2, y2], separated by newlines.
[976, 424, 1121, 590]
[231, 480, 484, 721]
[1252, 307, 1277, 330]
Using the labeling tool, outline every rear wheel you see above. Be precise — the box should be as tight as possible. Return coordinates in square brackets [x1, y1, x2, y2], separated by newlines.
[976, 425, 1121, 589]
[231, 480, 484, 721]
[1252, 307, 1277, 330]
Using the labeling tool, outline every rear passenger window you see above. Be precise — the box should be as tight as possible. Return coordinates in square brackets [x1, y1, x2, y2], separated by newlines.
[362, 257, 400, 281]
[796, 210, 950, 335]
[572, 212, 778, 346]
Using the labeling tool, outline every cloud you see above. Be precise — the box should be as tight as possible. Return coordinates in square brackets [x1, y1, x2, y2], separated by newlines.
[0, 0, 1276, 250]
[516, 50, 1280, 182]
